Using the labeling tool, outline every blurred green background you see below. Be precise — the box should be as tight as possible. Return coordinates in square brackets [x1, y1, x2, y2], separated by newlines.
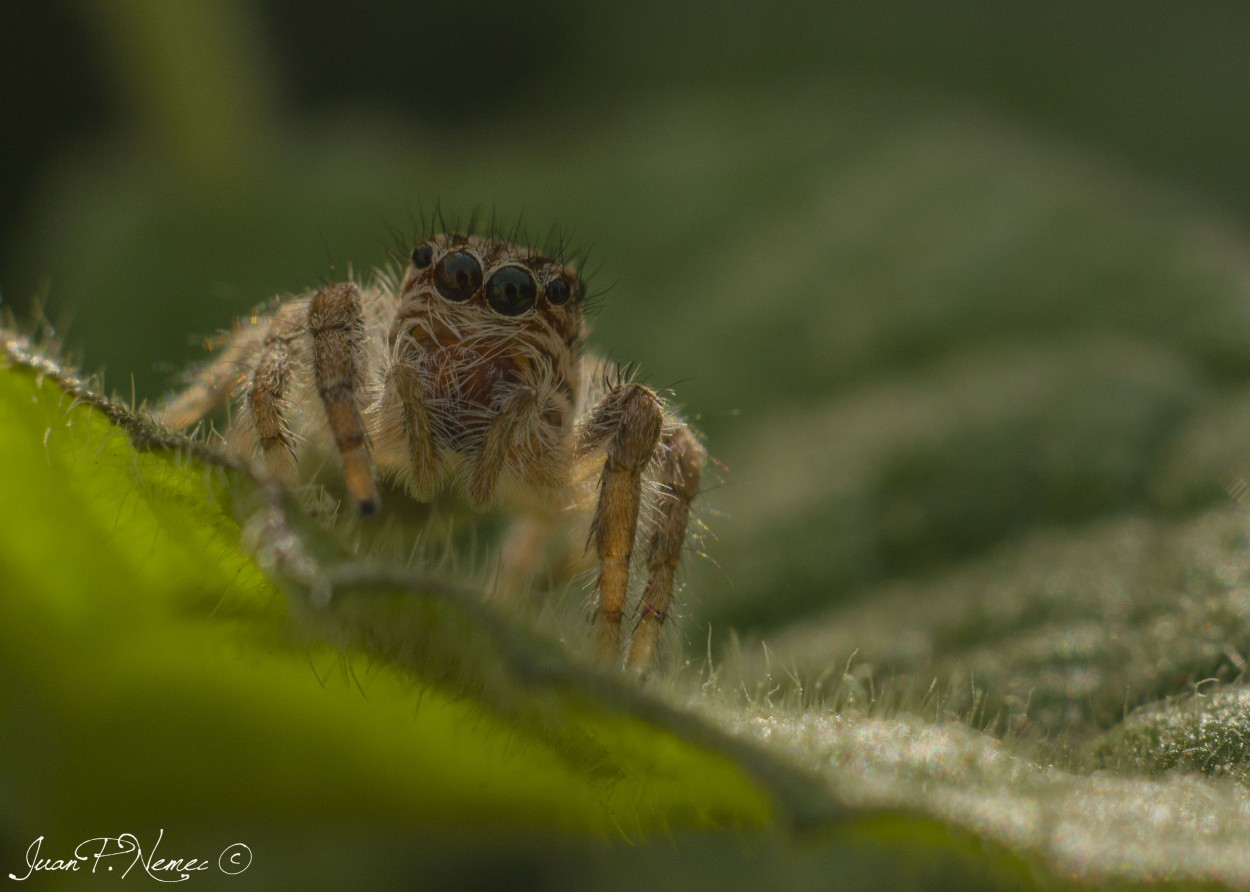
[9, 0, 1250, 400]
[9, 1, 1250, 887]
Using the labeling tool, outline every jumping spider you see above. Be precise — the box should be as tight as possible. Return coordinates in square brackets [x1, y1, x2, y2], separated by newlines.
[158, 233, 706, 674]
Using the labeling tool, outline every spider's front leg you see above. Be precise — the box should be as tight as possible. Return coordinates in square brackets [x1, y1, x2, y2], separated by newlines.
[579, 383, 667, 667]
[627, 424, 705, 672]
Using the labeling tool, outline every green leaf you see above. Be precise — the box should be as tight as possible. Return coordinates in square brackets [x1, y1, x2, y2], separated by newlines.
[7, 326, 1250, 889]
[0, 338, 776, 843]
[3, 335, 1073, 890]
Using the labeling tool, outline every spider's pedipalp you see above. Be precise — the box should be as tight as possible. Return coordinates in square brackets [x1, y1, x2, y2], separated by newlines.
[470, 386, 539, 507]
[383, 351, 439, 499]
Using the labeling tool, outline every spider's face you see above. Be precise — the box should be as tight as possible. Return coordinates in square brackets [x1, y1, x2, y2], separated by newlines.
[390, 234, 587, 445]
[397, 234, 586, 353]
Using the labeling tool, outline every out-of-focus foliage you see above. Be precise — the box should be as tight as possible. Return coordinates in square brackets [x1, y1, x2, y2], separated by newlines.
[0, 350, 781, 882]
[6, 337, 1250, 890]
[0, 345, 1038, 888]
[8, 322, 1250, 887]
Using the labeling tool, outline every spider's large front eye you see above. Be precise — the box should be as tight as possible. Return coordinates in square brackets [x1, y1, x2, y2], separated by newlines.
[434, 251, 483, 301]
[486, 266, 537, 316]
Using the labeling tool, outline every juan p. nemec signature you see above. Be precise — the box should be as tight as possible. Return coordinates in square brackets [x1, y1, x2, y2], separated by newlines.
[8, 831, 251, 882]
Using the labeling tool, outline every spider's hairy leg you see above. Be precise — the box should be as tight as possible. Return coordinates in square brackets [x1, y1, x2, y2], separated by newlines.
[385, 353, 439, 499]
[247, 332, 299, 489]
[157, 322, 268, 430]
[309, 282, 378, 515]
[580, 382, 664, 666]
[627, 424, 705, 674]
[469, 386, 539, 507]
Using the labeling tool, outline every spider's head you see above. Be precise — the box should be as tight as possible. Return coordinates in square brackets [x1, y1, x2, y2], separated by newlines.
[391, 234, 589, 434]
[398, 233, 587, 352]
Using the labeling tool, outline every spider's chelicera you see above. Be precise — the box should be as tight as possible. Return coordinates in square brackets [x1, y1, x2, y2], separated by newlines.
[159, 233, 706, 674]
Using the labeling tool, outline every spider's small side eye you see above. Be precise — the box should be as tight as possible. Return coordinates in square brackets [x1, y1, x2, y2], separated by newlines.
[411, 244, 434, 268]
[486, 266, 537, 316]
[434, 251, 483, 301]
[546, 277, 571, 305]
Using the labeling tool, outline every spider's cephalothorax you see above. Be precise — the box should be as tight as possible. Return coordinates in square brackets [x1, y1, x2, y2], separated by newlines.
[376, 233, 589, 506]
[159, 233, 705, 674]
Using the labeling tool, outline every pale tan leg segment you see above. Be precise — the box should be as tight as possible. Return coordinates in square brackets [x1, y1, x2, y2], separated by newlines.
[309, 283, 378, 515]
[158, 324, 267, 430]
[581, 383, 664, 665]
[626, 426, 705, 674]
[248, 337, 298, 489]
[469, 387, 538, 507]
[493, 511, 559, 600]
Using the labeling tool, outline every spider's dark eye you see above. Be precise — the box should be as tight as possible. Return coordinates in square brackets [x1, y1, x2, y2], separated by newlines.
[546, 277, 571, 305]
[434, 251, 483, 301]
[411, 243, 434, 269]
[486, 266, 537, 316]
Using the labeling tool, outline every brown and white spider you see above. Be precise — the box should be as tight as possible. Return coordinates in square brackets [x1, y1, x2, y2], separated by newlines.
[158, 232, 706, 674]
